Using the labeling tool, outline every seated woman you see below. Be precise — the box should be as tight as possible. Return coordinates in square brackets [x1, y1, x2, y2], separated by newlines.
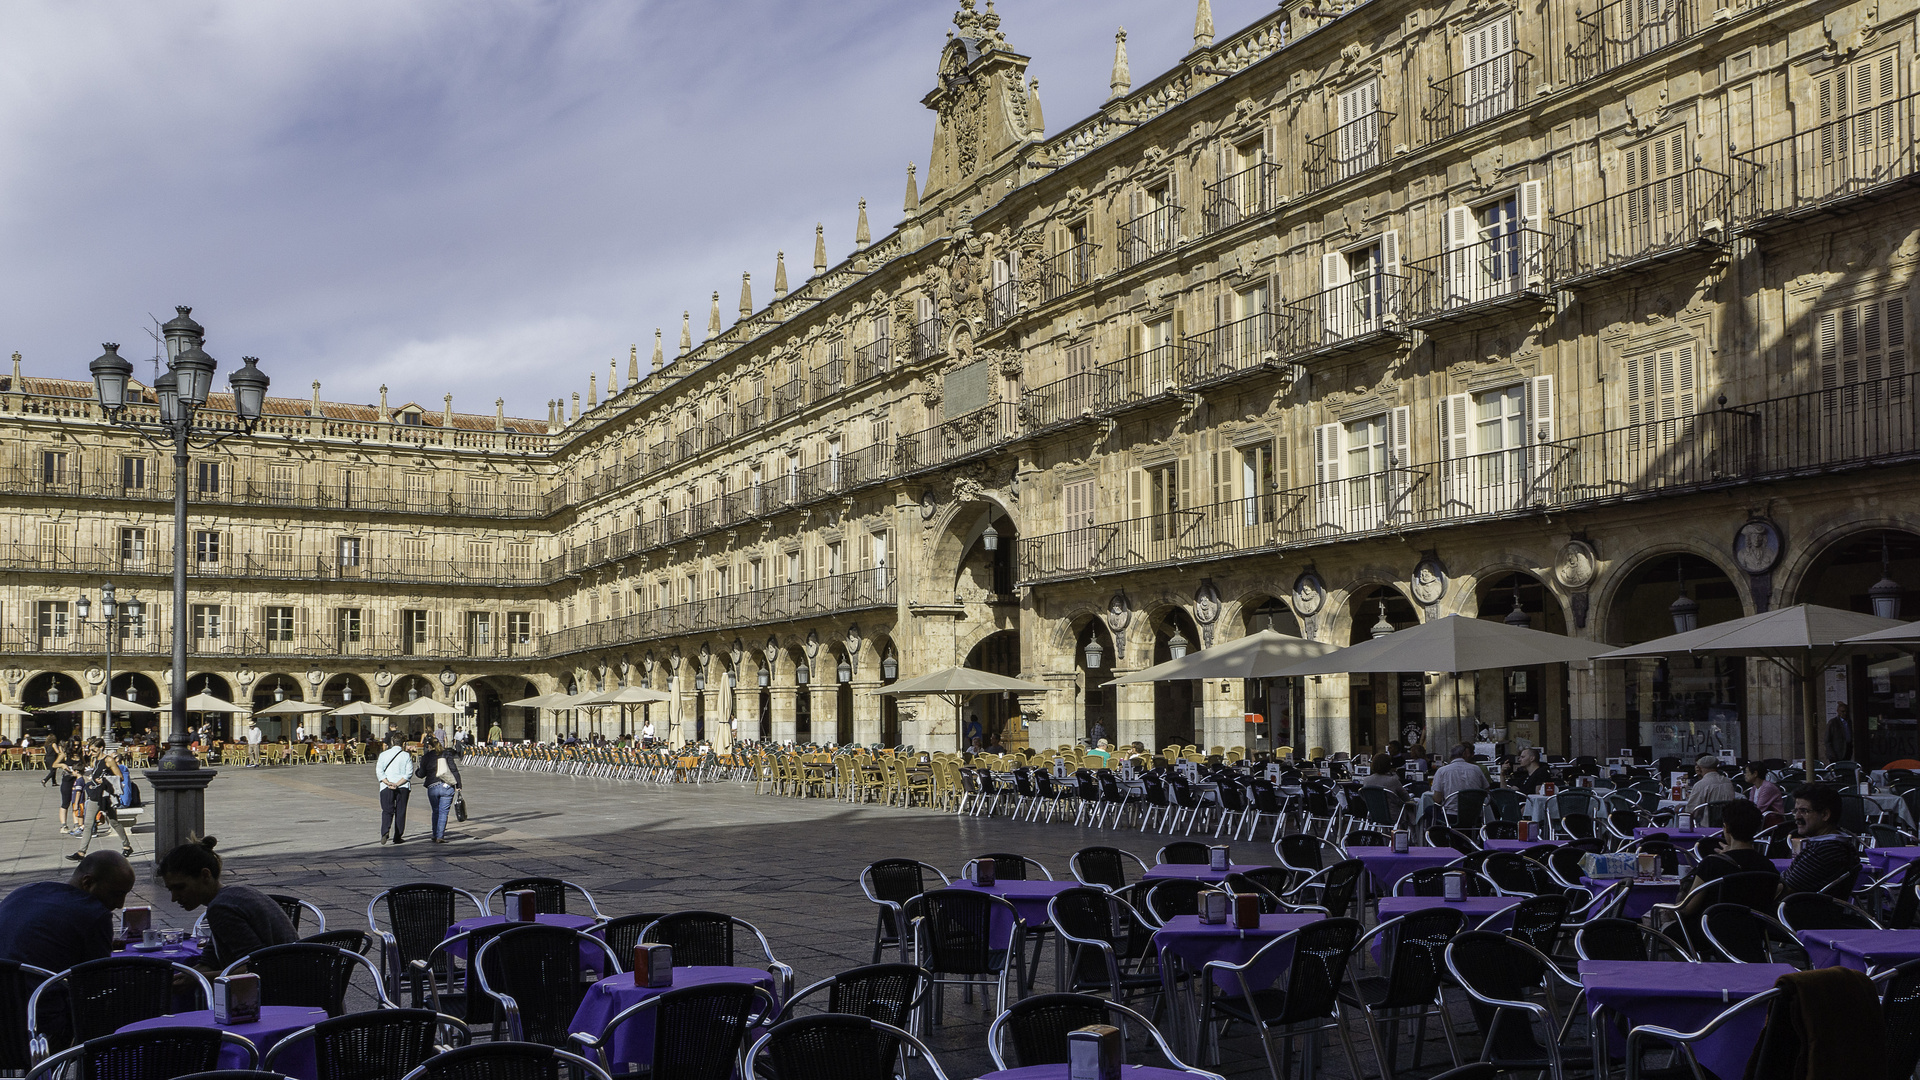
[159, 837, 297, 974]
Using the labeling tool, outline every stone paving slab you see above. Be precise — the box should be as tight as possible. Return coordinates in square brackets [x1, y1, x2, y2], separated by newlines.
[0, 765, 1448, 1080]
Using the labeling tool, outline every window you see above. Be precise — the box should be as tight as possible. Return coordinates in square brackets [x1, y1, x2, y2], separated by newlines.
[121, 456, 147, 491]
[1460, 17, 1517, 125]
[405, 474, 431, 504]
[827, 439, 843, 489]
[786, 549, 801, 585]
[507, 611, 532, 644]
[403, 537, 428, 566]
[1438, 383, 1533, 511]
[37, 601, 69, 642]
[870, 530, 890, 590]
[1062, 479, 1096, 569]
[1626, 343, 1697, 447]
[1623, 130, 1690, 247]
[264, 606, 295, 643]
[784, 452, 800, 500]
[40, 452, 66, 487]
[266, 532, 294, 565]
[466, 541, 492, 565]
[337, 536, 362, 567]
[1124, 180, 1179, 264]
[1815, 50, 1901, 191]
[1817, 295, 1909, 413]
[827, 541, 843, 577]
[120, 603, 145, 641]
[192, 604, 222, 640]
[195, 530, 222, 564]
[1313, 407, 1410, 527]
[1320, 233, 1401, 338]
[401, 609, 429, 654]
[750, 558, 765, 591]
[120, 527, 148, 564]
[509, 479, 534, 510]
[336, 608, 363, 644]
[508, 542, 532, 568]
[269, 465, 296, 503]
[1442, 183, 1545, 306]
[196, 461, 221, 494]
[1127, 460, 1190, 545]
[1238, 440, 1286, 526]
[1334, 79, 1383, 179]
[468, 477, 495, 507]
[468, 612, 492, 649]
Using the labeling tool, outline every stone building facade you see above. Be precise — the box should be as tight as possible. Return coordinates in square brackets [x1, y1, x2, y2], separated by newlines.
[4, 0, 1920, 763]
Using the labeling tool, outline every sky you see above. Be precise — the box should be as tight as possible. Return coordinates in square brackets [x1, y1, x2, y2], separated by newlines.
[0, 0, 1277, 418]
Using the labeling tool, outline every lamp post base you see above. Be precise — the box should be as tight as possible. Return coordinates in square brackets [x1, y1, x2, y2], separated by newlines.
[142, 768, 216, 873]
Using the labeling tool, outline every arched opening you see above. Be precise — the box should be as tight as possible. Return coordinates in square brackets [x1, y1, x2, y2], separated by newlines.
[830, 647, 855, 746]
[318, 674, 373, 739]
[23, 672, 84, 740]
[184, 674, 236, 740]
[1240, 596, 1304, 752]
[1473, 571, 1570, 753]
[1348, 585, 1421, 753]
[1606, 553, 1746, 760]
[752, 659, 772, 741]
[1076, 619, 1119, 748]
[1151, 610, 1203, 751]
[963, 629, 1021, 750]
[110, 673, 162, 740]
[1795, 528, 1920, 765]
[873, 638, 900, 747]
[389, 674, 438, 739]
[791, 649, 814, 744]
[250, 673, 305, 740]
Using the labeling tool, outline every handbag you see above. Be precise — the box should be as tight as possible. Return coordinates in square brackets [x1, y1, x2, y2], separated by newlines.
[454, 792, 468, 822]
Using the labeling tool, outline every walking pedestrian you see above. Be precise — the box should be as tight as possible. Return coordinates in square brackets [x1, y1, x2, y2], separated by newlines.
[413, 736, 464, 843]
[244, 720, 263, 768]
[376, 736, 413, 844]
[68, 750, 134, 860]
[487, 721, 503, 744]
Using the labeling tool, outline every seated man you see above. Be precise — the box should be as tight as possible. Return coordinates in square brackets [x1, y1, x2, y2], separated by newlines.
[1430, 742, 1491, 821]
[0, 851, 135, 973]
[1780, 784, 1860, 896]
[1506, 747, 1552, 794]
[1359, 753, 1410, 825]
[1684, 755, 1739, 815]
[1690, 800, 1778, 885]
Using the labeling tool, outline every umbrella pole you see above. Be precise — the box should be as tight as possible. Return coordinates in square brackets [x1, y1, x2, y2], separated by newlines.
[1802, 660, 1822, 774]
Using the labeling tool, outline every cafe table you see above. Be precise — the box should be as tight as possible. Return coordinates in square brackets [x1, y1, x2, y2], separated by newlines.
[980, 1068, 1197, 1080]
[1140, 862, 1273, 885]
[569, 966, 776, 1072]
[118, 1006, 329, 1076]
[1347, 847, 1466, 910]
[1153, 912, 1323, 1058]
[1798, 928, 1920, 973]
[1375, 895, 1521, 927]
[1867, 846, 1920, 874]
[1582, 960, 1793, 1080]
[113, 939, 203, 964]
[1581, 876, 1683, 919]
[445, 913, 605, 970]
[1635, 826, 1721, 846]
[946, 879, 1077, 988]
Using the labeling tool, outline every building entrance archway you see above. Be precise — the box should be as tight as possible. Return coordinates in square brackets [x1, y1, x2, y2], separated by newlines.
[963, 629, 1021, 750]
[1605, 553, 1746, 761]
[1473, 571, 1570, 752]
[1348, 585, 1421, 753]
[1794, 528, 1920, 765]
[1241, 596, 1303, 752]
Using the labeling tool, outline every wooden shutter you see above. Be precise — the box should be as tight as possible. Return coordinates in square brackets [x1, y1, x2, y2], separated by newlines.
[295, 607, 310, 645]
[428, 609, 443, 645]
[1313, 423, 1343, 523]
[1063, 478, 1096, 570]
[1518, 180, 1545, 279]
[1444, 207, 1474, 302]
[1389, 406, 1412, 468]
[1381, 230, 1402, 317]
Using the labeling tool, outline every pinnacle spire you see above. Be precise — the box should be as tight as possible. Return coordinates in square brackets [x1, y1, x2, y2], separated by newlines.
[1028, 78, 1046, 133]
[1194, 0, 1214, 48]
[774, 251, 789, 299]
[628, 344, 639, 384]
[813, 223, 827, 276]
[679, 312, 692, 355]
[588, 373, 597, 406]
[739, 273, 753, 321]
[903, 163, 920, 215]
[1109, 28, 1131, 101]
[653, 328, 665, 368]
[608, 357, 618, 394]
[855, 199, 871, 251]
[707, 291, 722, 339]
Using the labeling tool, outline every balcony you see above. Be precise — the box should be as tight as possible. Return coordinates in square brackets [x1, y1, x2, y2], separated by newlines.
[1184, 311, 1288, 390]
[0, 466, 552, 519]
[1019, 371, 1109, 434]
[538, 570, 896, 657]
[1554, 168, 1730, 282]
[1304, 111, 1395, 195]
[1119, 206, 1182, 270]
[772, 378, 806, 420]
[895, 403, 1019, 476]
[912, 316, 944, 362]
[1019, 371, 1920, 585]
[809, 358, 845, 400]
[1096, 344, 1190, 412]
[1281, 274, 1411, 357]
[1735, 90, 1920, 229]
[1571, 0, 1700, 82]
[1203, 163, 1282, 234]
[988, 277, 1020, 328]
[1424, 52, 1532, 143]
[853, 337, 892, 383]
[1405, 225, 1570, 326]
[1038, 244, 1097, 303]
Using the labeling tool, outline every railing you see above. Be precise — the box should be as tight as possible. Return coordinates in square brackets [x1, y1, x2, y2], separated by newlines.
[539, 571, 896, 657]
[988, 278, 1020, 327]
[1424, 52, 1532, 143]
[1203, 163, 1282, 234]
[0, 466, 552, 519]
[736, 399, 768, 431]
[1305, 111, 1395, 194]
[1097, 344, 1191, 411]
[773, 378, 806, 419]
[809, 359, 845, 400]
[1735, 89, 1920, 224]
[1281, 274, 1411, 354]
[1185, 311, 1286, 387]
[895, 403, 1019, 475]
[1571, 0, 1697, 81]
[1021, 371, 1920, 584]
[1119, 206, 1183, 269]
[1405, 225, 1570, 322]
[0, 626, 550, 660]
[1555, 167, 1730, 280]
[1020, 371, 1110, 433]
[912, 316, 944, 362]
[853, 337, 892, 383]
[1038, 244, 1097, 303]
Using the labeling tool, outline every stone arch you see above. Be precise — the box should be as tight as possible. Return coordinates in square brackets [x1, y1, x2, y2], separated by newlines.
[1599, 547, 1753, 761]
[1593, 543, 1752, 639]
[1779, 519, 1920, 612]
[926, 492, 1025, 597]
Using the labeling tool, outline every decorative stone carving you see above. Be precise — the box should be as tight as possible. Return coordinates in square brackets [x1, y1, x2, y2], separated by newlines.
[1292, 572, 1325, 617]
[1554, 540, 1598, 590]
[1734, 518, 1783, 575]
[1410, 558, 1447, 606]
[1193, 581, 1221, 625]
[1105, 592, 1133, 632]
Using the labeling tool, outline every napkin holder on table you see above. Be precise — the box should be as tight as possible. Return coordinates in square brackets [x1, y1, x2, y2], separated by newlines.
[969, 860, 996, 887]
[634, 944, 674, 988]
[121, 906, 151, 943]
[1231, 893, 1260, 930]
[1068, 1025, 1122, 1080]
[1198, 891, 1230, 924]
[1580, 852, 1638, 880]
[509, 890, 538, 922]
[213, 973, 260, 1025]
[1208, 845, 1230, 871]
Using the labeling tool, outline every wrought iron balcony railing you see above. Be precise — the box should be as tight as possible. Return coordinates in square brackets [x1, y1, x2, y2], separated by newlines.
[538, 571, 896, 657]
[1281, 274, 1411, 355]
[1304, 111, 1395, 195]
[1119, 206, 1183, 269]
[989, 278, 1020, 327]
[1184, 311, 1287, 388]
[1019, 371, 1110, 434]
[1554, 167, 1731, 282]
[1571, 0, 1696, 81]
[1404, 225, 1571, 324]
[1203, 163, 1283, 234]
[1038, 244, 1098, 303]
[1735, 89, 1920, 226]
[912, 316, 944, 362]
[1424, 51, 1532, 143]
[1097, 344, 1191, 412]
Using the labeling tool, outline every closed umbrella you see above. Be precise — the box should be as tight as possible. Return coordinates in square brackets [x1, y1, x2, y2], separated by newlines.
[717, 672, 735, 749]
[1599, 603, 1906, 769]
[666, 677, 682, 743]
[1104, 629, 1340, 684]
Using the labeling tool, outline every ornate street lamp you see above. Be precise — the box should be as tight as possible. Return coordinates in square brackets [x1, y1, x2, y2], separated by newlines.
[1167, 628, 1190, 660]
[1670, 559, 1699, 634]
[1871, 536, 1903, 620]
[881, 653, 898, 682]
[89, 308, 271, 868]
[78, 581, 137, 739]
[982, 523, 1000, 552]
[1084, 635, 1105, 669]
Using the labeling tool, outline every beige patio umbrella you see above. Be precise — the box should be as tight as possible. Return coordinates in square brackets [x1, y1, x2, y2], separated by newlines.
[1104, 629, 1341, 684]
[39, 694, 156, 714]
[0, 703, 31, 717]
[252, 699, 333, 716]
[504, 691, 580, 708]
[1600, 603, 1905, 769]
[575, 685, 673, 739]
[388, 696, 459, 716]
[182, 693, 247, 713]
[1843, 619, 1920, 648]
[880, 666, 1051, 750]
[328, 700, 393, 717]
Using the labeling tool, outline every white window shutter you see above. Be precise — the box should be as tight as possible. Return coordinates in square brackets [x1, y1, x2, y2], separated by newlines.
[1519, 181, 1545, 282]
[1381, 229, 1402, 278]
[1444, 207, 1473, 304]
[1529, 375, 1557, 445]
[1389, 406, 1411, 466]
[1439, 394, 1472, 459]
[1322, 251, 1349, 289]
[295, 607, 309, 644]
[1127, 468, 1145, 520]
[1314, 423, 1343, 483]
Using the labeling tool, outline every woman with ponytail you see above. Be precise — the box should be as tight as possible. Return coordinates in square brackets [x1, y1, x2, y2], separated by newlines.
[158, 836, 296, 972]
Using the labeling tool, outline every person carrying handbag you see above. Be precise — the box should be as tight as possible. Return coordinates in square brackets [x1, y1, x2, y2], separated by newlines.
[414, 736, 464, 843]
[69, 751, 133, 860]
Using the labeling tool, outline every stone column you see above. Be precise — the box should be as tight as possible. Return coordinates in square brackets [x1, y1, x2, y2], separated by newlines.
[1303, 674, 1349, 758]
[1114, 677, 1155, 751]
[1200, 678, 1244, 751]
[850, 676, 883, 745]
[769, 686, 798, 744]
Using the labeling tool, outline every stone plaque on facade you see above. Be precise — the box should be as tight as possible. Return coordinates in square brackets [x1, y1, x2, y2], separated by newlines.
[1292, 573, 1325, 617]
[1734, 519, 1783, 575]
[1410, 560, 1447, 606]
[1554, 540, 1598, 590]
[943, 359, 992, 418]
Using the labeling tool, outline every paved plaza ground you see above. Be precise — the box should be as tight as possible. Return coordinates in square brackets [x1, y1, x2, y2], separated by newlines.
[0, 764, 1436, 1080]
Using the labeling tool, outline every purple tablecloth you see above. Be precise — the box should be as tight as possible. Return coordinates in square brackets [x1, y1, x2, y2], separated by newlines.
[113, 941, 203, 964]
[946, 880, 1077, 929]
[1582, 877, 1682, 919]
[1153, 913, 1322, 993]
[1141, 862, 1272, 885]
[1582, 960, 1792, 1080]
[568, 966, 775, 1071]
[1483, 838, 1552, 852]
[1636, 827, 1720, 845]
[446, 913, 605, 969]
[1349, 848, 1463, 891]
[982, 1068, 1195, 1080]
[1867, 847, 1920, 873]
[118, 1006, 329, 1075]
[1375, 896, 1521, 925]
[1799, 928, 1920, 972]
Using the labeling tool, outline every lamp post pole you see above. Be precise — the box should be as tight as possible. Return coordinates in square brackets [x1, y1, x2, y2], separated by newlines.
[76, 583, 141, 741]
[89, 308, 270, 869]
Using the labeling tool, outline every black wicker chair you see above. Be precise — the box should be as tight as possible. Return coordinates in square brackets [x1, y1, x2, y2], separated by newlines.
[303, 930, 375, 956]
[1142, 879, 1217, 924]
[420, 924, 519, 1037]
[1572, 918, 1695, 962]
[1392, 867, 1492, 898]
[1070, 847, 1151, 891]
[768, 964, 929, 1076]
[1343, 908, 1466, 1079]
[0, 961, 54, 1071]
[566, 982, 774, 1080]
[25, 1027, 256, 1080]
[1443, 931, 1580, 1080]
[1881, 959, 1920, 1080]
[1195, 917, 1365, 1076]
[859, 860, 947, 964]
[223, 944, 391, 1017]
[597, 914, 667, 964]
[1157, 842, 1213, 865]
[1047, 887, 1163, 1004]
[263, 1008, 471, 1080]
[1776, 891, 1881, 933]
[639, 912, 793, 1000]
[367, 883, 486, 1006]
[1224, 868, 1298, 912]
[266, 895, 327, 935]
[473, 926, 622, 1047]
[28, 957, 211, 1058]
[401, 1042, 613, 1080]
[986, 993, 1213, 1075]
[746, 1014, 951, 1080]
[1698, 904, 1810, 966]
[964, 853, 1053, 880]
[1505, 895, 1571, 959]
[902, 890, 1024, 1026]
[483, 879, 603, 919]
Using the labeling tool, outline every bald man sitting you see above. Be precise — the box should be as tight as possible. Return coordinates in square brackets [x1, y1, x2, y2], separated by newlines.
[0, 851, 135, 975]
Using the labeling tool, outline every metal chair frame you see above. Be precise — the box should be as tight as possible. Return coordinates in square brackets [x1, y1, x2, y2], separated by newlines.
[25, 1027, 257, 1080]
[218, 943, 395, 1016]
[568, 982, 776, 1080]
[985, 993, 1223, 1078]
[27, 959, 212, 1062]
[398, 1042, 614, 1080]
[481, 879, 605, 919]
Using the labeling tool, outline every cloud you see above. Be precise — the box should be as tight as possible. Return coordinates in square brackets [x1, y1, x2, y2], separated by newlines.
[0, 0, 1278, 418]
